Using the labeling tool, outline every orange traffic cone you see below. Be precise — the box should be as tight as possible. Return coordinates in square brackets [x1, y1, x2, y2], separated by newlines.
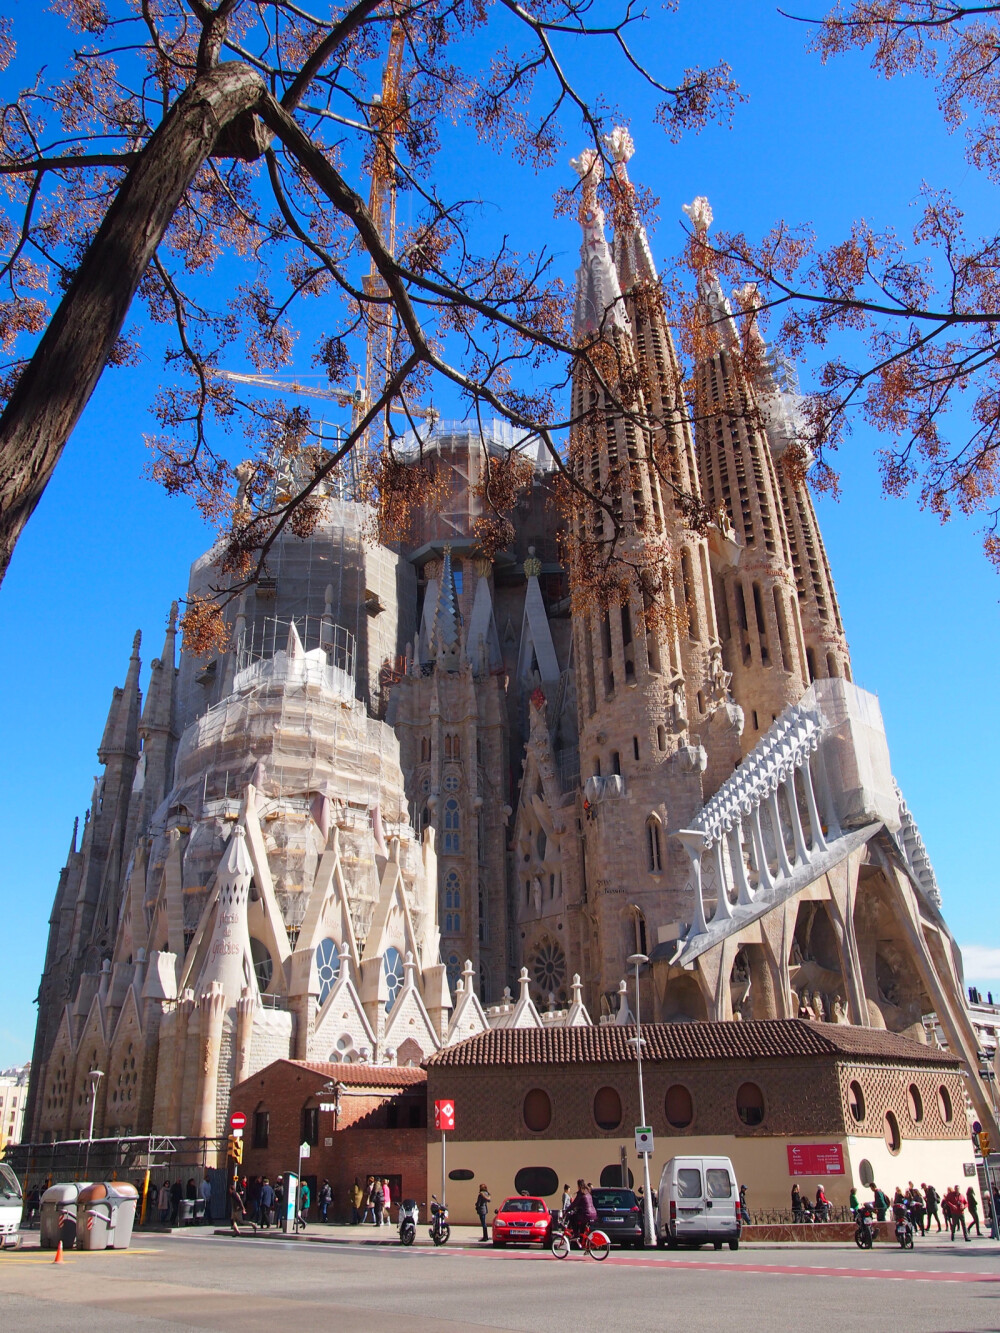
[52, 1241, 65, 1264]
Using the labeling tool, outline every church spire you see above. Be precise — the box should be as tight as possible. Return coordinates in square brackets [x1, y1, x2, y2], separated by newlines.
[432, 545, 462, 669]
[603, 127, 657, 293]
[570, 148, 629, 340]
[98, 630, 142, 764]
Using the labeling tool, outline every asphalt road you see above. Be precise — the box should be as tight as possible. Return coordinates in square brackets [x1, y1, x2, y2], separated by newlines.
[1, 1231, 998, 1332]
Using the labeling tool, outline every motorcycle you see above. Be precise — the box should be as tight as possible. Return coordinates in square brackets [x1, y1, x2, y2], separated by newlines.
[429, 1195, 450, 1247]
[854, 1203, 879, 1250]
[894, 1204, 915, 1250]
[398, 1198, 419, 1247]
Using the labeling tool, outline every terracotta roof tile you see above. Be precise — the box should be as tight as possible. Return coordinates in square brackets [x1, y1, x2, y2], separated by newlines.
[424, 1020, 959, 1069]
[289, 1060, 426, 1087]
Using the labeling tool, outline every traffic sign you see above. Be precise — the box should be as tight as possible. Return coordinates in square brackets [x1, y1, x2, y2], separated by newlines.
[635, 1126, 654, 1155]
[230, 1111, 246, 1130]
[435, 1099, 455, 1132]
[320, 1101, 336, 1112]
[300, 1142, 311, 1159]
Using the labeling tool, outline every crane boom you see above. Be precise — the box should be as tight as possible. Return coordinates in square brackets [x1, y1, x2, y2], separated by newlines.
[212, 368, 435, 420]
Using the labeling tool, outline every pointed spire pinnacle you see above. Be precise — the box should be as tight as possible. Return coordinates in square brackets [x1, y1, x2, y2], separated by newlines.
[99, 630, 142, 762]
[682, 195, 737, 343]
[286, 618, 304, 659]
[570, 147, 629, 340]
[603, 127, 657, 292]
[141, 604, 179, 735]
[432, 546, 462, 668]
[68, 815, 79, 858]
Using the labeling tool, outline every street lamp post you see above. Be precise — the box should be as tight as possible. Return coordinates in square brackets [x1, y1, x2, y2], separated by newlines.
[627, 953, 656, 1247]
[83, 1069, 104, 1179]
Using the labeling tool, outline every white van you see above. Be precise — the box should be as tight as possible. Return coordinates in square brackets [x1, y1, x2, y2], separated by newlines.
[657, 1155, 741, 1250]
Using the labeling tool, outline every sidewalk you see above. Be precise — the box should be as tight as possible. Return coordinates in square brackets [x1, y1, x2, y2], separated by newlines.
[211, 1222, 492, 1246]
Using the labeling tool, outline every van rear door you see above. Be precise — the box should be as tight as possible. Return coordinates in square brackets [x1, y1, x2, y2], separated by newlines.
[705, 1162, 739, 1234]
[674, 1164, 707, 1236]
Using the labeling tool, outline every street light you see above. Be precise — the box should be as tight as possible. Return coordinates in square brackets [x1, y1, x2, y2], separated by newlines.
[626, 952, 656, 1247]
[83, 1069, 104, 1179]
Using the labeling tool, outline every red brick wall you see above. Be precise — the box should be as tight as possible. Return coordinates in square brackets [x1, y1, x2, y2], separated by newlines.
[231, 1064, 427, 1220]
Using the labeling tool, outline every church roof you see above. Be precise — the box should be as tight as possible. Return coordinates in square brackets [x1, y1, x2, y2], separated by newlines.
[243, 1059, 426, 1088]
[425, 1019, 961, 1069]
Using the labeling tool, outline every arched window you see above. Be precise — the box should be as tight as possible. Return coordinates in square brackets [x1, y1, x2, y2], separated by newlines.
[420, 736, 431, 762]
[446, 953, 461, 991]
[646, 817, 662, 873]
[443, 798, 461, 853]
[443, 871, 462, 934]
[632, 907, 648, 956]
[383, 946, 405, 1013]
[593, 1086, 622, 1131]
[250, 937, 273, 992]
[315, 937, 341, 1006]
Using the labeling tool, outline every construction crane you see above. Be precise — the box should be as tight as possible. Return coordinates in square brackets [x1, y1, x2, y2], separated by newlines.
[215, 21, 434, 459]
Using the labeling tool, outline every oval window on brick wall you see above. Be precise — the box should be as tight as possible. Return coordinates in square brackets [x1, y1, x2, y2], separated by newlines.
[593, 1086, 622, 1131]
[938, 1084, 953, 1124]
[736, 1082, 765, 1126]
[665, 1084, 693, 1129]
[884, 1110, 901, 1154]
[600, 1164, 634, 1188]
[848, 1080, 865, 1123]
[514, 1166, 558, 1197]
[448, 1169, 474, 1182]
[907, 1084, 923, 1123]
[523, 1088, 552, 1132]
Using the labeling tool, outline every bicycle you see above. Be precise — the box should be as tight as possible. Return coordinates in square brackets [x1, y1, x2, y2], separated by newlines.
[551, 1220, 611, 1260]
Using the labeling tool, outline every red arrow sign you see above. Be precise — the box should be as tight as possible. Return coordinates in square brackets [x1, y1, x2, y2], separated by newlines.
[434, 1100, 455, 1132]
[230, 1111, 247, 1130]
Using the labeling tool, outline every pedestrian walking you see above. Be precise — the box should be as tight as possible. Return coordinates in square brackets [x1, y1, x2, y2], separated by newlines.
[924, 1183, 942, 1232]
[169, 1179, 183, 1227]
[297, 1178, 310, 1230]
[871, 1183, 890, 1222]
[229, 1178, 256, 1235]
[967, 1184, 982, 1236]
[561, 1183, 572, 1220]
[791, 1184, 804, 1222]
[350, 1177, 364, 1225]
[157, 1180, 170, 1224]
[362, 1176, 377, 1225]
[381, 1178, 392, 1226]
[739, 1184, 750, 1226]
[199, 1174, 213, 1223]
[258, 1177, 275, 1228]
[319, 1179, 333, 1223]
[373, 1176, 384, 1227]
[906, 1182, 925, 1235]
[943, 1185, 969, 1241]
[476, 1184, 491, 1241]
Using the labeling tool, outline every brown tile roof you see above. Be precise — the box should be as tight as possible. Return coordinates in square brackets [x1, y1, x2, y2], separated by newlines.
[425, 1020, 960, 1069]
[288, 1060, 426, 1087]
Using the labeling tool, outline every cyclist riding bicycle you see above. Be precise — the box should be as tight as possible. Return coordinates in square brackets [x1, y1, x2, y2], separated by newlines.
[562, 1179, 597, 1240]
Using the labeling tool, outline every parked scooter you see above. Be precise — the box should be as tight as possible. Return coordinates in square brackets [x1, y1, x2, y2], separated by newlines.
[894, 1202, 915, 1250]
[854, 1202, 879, 1249]
[429, 1195, 450, 1246]
[398, 1199, 419, 1246]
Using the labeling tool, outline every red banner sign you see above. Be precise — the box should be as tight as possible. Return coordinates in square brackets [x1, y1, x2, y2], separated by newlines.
[786, 1143, 845, 1176]
[434, 1099, 455, 1132]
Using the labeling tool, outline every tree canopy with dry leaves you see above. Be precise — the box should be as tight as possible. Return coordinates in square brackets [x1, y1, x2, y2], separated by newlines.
[0, 0, 740, 646]
[695, 2, 1000, 568]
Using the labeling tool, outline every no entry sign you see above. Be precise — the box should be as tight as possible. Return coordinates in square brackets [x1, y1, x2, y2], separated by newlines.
[434, 1100, 455, 1132]
[230, 1111, 247, 1130]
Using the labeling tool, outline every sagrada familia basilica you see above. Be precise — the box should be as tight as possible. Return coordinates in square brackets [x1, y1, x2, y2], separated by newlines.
[24, 131, 997, 1147]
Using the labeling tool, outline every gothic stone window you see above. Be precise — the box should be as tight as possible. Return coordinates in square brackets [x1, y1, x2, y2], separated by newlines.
[383, 946, 405, 1013]
[315, 937, 340, 1006]
[531, 940, 567, 1002]
[444, 869, 462, 934]
[443, 798, 461, 853]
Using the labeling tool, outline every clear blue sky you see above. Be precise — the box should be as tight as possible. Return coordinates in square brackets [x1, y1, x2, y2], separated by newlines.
[1, 1, 998, 1067]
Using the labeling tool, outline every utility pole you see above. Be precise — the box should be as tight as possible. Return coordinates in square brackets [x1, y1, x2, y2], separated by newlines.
[627, 954, 656, 1247]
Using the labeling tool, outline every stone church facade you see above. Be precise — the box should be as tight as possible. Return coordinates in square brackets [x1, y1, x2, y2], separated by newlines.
[24, 130, 997, 1150]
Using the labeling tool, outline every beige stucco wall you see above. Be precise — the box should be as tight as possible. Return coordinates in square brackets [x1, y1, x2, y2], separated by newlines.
[429, 1131, 976, 1225]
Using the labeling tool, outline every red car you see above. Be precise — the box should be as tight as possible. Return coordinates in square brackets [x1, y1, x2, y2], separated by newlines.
[492, 1195, 554, 1248]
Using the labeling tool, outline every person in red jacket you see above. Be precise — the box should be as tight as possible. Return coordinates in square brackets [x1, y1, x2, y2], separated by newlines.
[943, 1185, 969, 1241]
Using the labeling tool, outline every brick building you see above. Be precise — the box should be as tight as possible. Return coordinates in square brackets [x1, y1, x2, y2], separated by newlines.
[425, 1020, 972, 1222]
[231, 1060, 427, 1221]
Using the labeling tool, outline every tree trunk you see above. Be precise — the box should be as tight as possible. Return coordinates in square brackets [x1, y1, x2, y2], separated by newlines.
[0, 62, 267, 587]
